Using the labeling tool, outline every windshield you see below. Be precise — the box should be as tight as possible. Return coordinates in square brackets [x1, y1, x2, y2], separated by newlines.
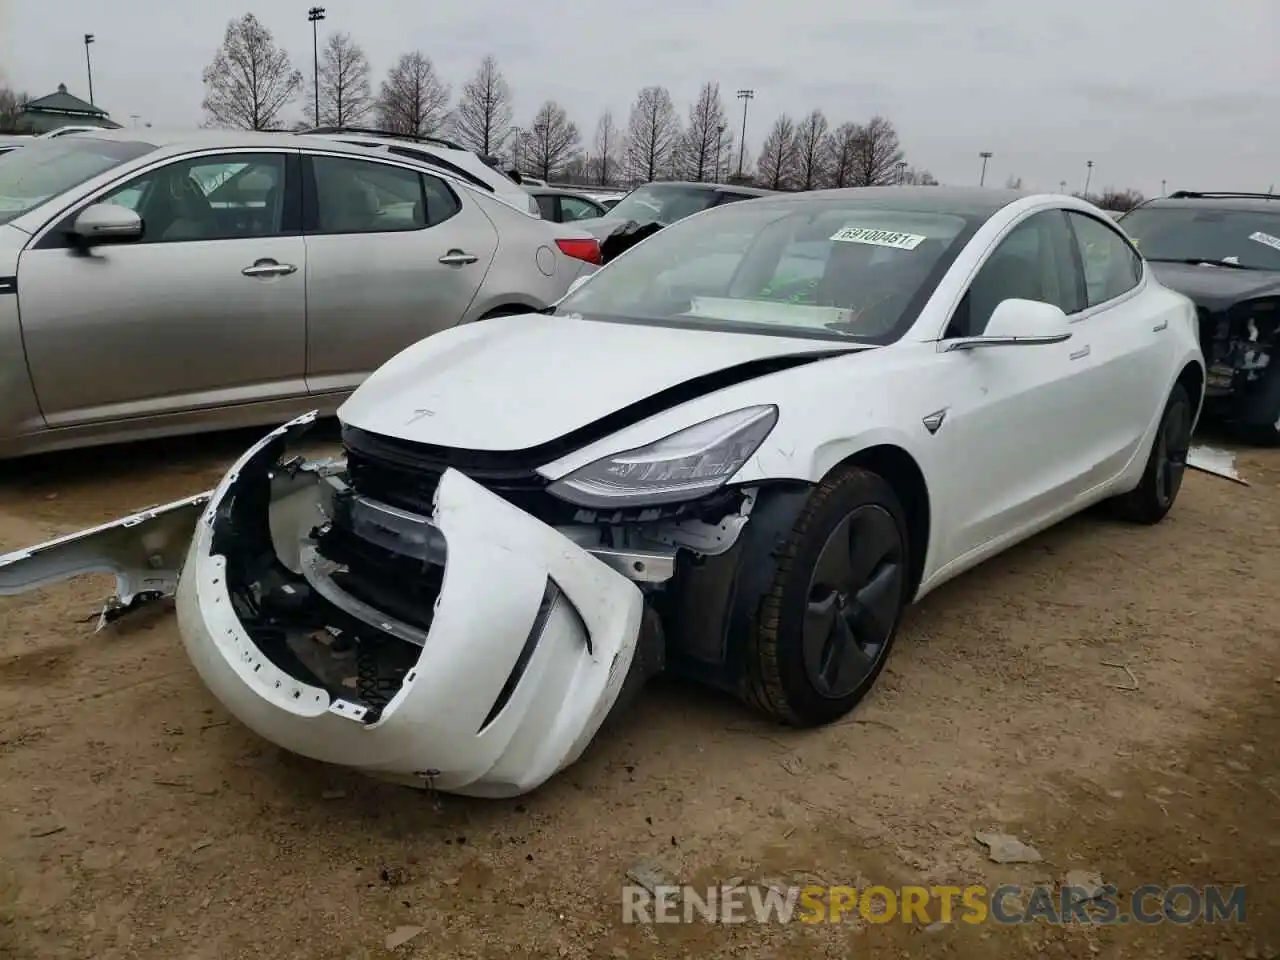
[0, 137, 155, 225]
[1118, 205, 1280, 271]
[607, 184, 720, 225]
[557, 197, 977, 343]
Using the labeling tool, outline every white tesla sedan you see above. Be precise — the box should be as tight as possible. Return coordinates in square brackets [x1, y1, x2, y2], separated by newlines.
[0, 187, 1204, 798]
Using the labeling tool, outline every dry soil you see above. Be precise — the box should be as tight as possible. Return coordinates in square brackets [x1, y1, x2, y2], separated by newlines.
[1, 427, 1278, 960]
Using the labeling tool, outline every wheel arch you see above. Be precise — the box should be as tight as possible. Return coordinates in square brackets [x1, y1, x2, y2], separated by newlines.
[1175, 360, 1205, 428]
[829, 444, 932, 602]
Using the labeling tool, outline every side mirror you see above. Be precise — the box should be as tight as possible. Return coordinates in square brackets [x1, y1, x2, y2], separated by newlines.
[68, 203, 143, 246]
[946, 298, 1072, 351]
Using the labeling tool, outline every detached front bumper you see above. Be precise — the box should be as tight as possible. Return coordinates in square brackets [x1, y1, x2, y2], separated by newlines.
[0, 413, 663, 798]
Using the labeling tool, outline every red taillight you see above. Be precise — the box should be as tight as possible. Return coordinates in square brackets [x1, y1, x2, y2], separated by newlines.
[556, 237, 602, 265]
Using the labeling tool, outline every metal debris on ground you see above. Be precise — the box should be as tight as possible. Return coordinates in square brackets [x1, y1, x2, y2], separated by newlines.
[1187, 445, 1248, 485]
[975, 832, 1042, 864]
[626, 858, 677, 894]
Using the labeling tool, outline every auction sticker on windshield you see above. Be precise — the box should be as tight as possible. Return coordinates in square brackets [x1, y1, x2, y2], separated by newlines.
[1248, 231, 1280, 253]
[830, 226, 926, 250]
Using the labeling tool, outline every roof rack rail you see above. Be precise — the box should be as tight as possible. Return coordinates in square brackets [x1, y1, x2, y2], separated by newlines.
[1167, 190, 1277, 201]
[298, 125, 469, 153]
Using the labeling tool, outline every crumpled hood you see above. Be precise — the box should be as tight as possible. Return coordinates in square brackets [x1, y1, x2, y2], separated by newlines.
[1150, 262, 1280, 312]
[337, 312, 855, 451]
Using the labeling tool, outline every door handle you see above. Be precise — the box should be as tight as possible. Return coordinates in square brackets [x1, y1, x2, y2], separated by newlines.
[438, 250, 478, 266]
[1069, 345, 1091, 361]
[242, 259, 297, 277]
[1153, 319, 1169, 332]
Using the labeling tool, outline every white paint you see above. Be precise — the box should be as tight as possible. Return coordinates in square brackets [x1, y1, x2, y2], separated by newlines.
[1248, 230, 1280, 253]
[829, 226, 926, 249]
[1187, 445, 1248, 485]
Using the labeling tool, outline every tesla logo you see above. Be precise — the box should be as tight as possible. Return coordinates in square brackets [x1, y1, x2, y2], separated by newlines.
[405, 408, 435, 424]
[922, 409, 947, 435]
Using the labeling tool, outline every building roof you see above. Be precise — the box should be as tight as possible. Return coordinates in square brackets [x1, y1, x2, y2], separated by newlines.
[24, 83, 107, 117]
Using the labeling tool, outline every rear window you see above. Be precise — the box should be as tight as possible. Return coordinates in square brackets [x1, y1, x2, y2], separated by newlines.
[608, 184, 721, 225]
[1119, 205, 1280, 270]
[0, 137, 155, 225]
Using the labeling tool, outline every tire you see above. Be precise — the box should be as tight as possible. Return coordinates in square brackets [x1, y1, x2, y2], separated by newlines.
[742, 466, 911, 727]
[1111, 382, 1194, 525]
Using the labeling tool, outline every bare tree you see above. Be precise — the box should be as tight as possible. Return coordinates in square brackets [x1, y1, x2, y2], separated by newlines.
[590, 110, 622, 186]
[792, 109, 829, 190]
[0, 86, 29, 132]
[680, 82, 726, 182]
[1099, 187, 1145, 211]
[376, 52, 451, 137]
[756, 114, 799, 190]
[520, 100, 580, 181]
[851, 115, 904, 186]
[901, 167, 939, 185]
[201, 13, 302, 130]
[309, 31, 372, 126]
[624, 86, 680, 183]
[822, 122, 860, 188]
[451, 55, 513, 158]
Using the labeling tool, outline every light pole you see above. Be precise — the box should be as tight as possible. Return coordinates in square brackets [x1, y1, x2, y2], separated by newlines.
[895, 160, 908, 184]
[735, 89, 754, 179]
[715, 123, 726, 182]
[978, 151, 993, 186]
[307, 7, 326, 126]
[1083, 160, 1094, 196]
[83, 34, 95, 106]
[1059, 180, 1067, 194]
[1161, 179, 1167, 196]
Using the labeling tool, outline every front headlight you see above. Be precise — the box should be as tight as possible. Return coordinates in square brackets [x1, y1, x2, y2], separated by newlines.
[546, 405, 778, 508]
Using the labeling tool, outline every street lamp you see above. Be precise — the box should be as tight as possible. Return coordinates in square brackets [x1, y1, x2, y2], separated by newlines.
[735, 89, 754, 179]
[1083, 160, 1094, 196]
[1161, 179, 1167, 196]
[895, 160, 908, 185]
[1059, 180, 1067, 194]
[83, 34, 95, 106]
[307, 7, 326, 126]
[978, 151, 993, 187]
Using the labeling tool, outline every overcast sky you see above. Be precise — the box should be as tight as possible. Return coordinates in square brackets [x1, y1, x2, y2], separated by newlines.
[2, 0, 1276, 196]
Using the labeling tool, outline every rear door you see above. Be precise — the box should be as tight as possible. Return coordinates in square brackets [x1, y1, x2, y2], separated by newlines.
[300, 152, 498, 395]
[17, 149, 308, 427]
[1063, 210, 1170, 481]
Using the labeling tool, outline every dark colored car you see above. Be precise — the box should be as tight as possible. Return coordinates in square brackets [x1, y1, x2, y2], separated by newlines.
[1118, 191, 1280, 443]
[525, 187, 610, 223]
[577, 180, 774, 262]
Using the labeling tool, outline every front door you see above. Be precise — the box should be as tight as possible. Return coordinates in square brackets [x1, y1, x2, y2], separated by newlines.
[17, 150, 307, 427]
[300, 153, 498, 396]
[930, 209, 1096, 563]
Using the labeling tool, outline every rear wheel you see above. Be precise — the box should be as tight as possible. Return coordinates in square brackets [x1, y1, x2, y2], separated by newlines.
[1112, 382, 1193, 524]
[743, 466, 910, 727]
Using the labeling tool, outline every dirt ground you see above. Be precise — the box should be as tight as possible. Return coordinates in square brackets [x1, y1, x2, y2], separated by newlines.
[1, 426, 1278, 960]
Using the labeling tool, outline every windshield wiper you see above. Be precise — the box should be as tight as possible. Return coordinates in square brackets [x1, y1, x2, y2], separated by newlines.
[1147, 257, 1261, 270]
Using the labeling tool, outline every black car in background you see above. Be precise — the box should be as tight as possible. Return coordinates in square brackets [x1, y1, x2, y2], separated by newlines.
[1118, 192, 1280, 443]
[576, 180, 774, 262]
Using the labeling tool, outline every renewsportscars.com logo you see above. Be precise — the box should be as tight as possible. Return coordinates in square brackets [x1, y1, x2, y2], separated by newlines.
[622, 883, 1248, 926]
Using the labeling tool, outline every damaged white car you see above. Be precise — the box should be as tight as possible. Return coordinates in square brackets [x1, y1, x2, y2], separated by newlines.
[0, 187, 1205, 798]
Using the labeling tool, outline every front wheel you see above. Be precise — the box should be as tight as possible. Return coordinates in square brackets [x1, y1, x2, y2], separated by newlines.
[1111, 382, 1194, 524]
[742, 466, 911, 727]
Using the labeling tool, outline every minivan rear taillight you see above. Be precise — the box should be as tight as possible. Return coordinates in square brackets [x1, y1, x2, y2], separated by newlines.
[555, 237, 602, 265]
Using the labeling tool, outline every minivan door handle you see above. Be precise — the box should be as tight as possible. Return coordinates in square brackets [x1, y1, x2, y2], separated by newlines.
[242, 259, 297, 278]
[438, 250, 478, 266]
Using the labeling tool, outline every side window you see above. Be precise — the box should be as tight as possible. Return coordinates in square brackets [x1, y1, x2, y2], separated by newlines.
[947, 210, 1084, 337]
[560, 196, 601, 221]
[1067, 212, 1142, 307]
[534, 194, 557, 221]
[311, 155, 427, 234]
[98, 153, 288, 243]
[420, 173, 461, 226]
